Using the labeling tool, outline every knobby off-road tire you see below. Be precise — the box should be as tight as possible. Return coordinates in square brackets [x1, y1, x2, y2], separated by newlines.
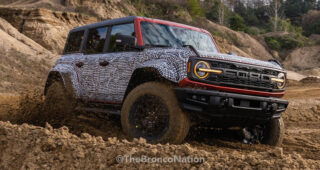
[262, 117, 285, 146]
[44, 81, 77, 120]
[121, 82, 190, 144]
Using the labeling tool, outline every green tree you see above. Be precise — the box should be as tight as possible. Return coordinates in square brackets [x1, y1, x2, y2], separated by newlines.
[309, 21, 320, 34]
[229, 14, 246, 31]
[205, 0, 231, 25]
[284, 0, 317, 25]
[187, 0, 204, 17]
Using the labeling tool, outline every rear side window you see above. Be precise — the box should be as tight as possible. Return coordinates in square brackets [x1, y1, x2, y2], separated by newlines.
[108, 23, 135, 52]
[64, 30, 85, 53]
[86, 27, 108, 54]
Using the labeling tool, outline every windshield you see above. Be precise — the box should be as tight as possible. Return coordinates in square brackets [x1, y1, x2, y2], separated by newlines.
[140, 21, 218, 52]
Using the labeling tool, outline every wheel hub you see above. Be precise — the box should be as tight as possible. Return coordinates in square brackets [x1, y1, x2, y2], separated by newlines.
[130, 94, 170, 140]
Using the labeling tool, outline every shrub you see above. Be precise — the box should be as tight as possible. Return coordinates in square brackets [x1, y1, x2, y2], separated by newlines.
[265, 35, 305, 50]
[229, 14, 246, 31]
[281, 36, 304, 49]
[265, 37, 281, 50]
[245, 26, 263, 35]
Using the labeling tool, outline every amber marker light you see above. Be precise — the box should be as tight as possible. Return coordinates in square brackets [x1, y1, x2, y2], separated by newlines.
[187, 61, 191, 73]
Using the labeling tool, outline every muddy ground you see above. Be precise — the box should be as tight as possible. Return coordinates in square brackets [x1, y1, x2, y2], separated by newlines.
[0, 84, 319, 169]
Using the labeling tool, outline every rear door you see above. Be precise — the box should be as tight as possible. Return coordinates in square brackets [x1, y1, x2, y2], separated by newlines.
[79, 26, 109, 101]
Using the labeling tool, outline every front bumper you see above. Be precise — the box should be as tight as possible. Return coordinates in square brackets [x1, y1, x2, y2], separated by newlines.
[175, 88, 289, 126]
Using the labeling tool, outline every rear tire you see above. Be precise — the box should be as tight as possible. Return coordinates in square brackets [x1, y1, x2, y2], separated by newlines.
[121, 82, 190, 144]
[262, 117, 285, 146]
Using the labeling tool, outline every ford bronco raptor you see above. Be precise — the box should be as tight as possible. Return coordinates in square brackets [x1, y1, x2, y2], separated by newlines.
[44, 16, 289, 146]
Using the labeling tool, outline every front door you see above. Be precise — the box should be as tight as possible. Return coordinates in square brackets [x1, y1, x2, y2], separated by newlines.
[96, 23, 137, 103]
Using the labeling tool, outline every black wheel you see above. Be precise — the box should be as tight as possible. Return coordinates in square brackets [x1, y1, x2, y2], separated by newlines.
[121, 82, 190, 144]
[243, 117, 284, 146]
[262, 117, 285, 146]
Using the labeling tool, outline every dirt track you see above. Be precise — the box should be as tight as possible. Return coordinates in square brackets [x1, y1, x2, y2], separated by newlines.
[0, 85, 320, 169]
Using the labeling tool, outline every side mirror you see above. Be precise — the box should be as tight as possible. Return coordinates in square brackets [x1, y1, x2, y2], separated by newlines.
[115, 34, 137, 47]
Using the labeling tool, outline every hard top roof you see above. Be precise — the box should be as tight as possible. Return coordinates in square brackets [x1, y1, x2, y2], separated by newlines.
[70, 16, 205, 33]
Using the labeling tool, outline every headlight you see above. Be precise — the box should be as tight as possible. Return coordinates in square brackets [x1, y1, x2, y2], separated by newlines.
[194, 61, 210, 79]
[271, 73, 286, 89]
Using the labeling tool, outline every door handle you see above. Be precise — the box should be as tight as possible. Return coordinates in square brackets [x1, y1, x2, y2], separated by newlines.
[99, 60, 109, 66]
[76, 62, 84, 68]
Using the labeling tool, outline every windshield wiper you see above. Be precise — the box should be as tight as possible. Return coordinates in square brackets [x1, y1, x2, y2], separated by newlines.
[183, 45, 200, 57]
[144, 44, 172, 48]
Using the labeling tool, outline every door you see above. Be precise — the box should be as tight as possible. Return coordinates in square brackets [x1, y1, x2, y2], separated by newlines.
[78, 26, 109, 101]
[63, 30, 88, 98]
[96, 23, 137, 102]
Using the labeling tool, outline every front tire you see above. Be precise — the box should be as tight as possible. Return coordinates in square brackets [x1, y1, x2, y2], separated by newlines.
[262, 117, 285, 146]
[44, 81, 76, 119]
[121, 82, 190, 144]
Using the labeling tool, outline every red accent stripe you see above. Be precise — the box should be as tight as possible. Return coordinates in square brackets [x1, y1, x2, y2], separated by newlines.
[134, 17, 220, 52]
[178, 78, 285, 98]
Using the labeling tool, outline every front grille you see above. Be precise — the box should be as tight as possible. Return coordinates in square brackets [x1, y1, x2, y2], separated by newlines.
[206, 60, 279, 91]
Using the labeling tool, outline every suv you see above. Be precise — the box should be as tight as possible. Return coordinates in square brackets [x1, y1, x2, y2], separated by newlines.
[44, 16, 289, 146]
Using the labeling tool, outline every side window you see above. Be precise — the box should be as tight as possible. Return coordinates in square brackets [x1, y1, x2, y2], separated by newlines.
[86, 27, 108, 54]
[108, 23, 135, 52]
[64, 30, 85, 53]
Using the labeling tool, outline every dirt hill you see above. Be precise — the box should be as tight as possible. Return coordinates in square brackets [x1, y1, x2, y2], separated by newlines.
[0, 7, 98, 54]
[283, 45, 320, 75]
[0, 16, 56, 93]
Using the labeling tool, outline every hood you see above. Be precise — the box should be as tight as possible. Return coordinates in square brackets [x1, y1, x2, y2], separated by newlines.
[145, 47, 283, 71]
[198, 51, 283, 71]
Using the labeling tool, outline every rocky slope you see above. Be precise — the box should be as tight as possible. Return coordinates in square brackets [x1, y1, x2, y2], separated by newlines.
[0, 7, 98, 54]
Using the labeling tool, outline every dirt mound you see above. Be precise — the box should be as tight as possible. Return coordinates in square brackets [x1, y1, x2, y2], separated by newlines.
[300, 76, 320, 84]
[0, 17, 52, 58]
[283, 45, 320, 76]
[286, 70, 307, 81]
[0, 16, 56, 93]
[0, 121, 319, 169]
[282, 87, 320, 122]
[0, 90, 125, 140]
